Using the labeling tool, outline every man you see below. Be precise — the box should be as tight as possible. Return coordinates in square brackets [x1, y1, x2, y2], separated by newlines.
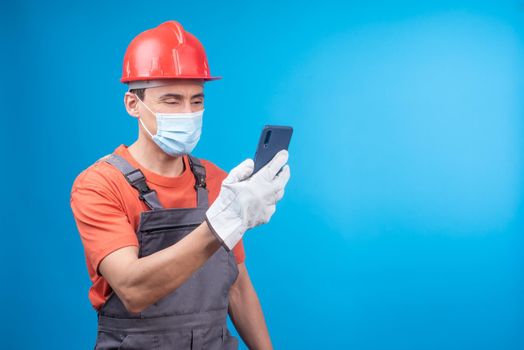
[70, 21, 290, 350]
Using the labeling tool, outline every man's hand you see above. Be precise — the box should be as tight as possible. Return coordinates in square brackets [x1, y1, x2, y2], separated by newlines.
[205, 150, 291, 251]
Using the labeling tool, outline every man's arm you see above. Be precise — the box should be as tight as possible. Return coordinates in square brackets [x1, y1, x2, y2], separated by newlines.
[99, 221, 221, 313]
[228, 263, 273, 350]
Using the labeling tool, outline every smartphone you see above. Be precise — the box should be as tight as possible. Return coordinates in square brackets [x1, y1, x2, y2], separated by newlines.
[253, 125, 293, 174]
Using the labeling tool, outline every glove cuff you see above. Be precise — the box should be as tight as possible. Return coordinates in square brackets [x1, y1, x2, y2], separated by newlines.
[204, 213, 231, 252]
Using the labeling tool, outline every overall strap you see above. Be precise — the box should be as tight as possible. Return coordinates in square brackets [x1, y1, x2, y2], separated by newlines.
[187, 155, 209, 208]
[103, 154, 163, 210]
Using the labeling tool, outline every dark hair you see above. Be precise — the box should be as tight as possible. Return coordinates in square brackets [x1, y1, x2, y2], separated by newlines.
[129, 88, 146, 100]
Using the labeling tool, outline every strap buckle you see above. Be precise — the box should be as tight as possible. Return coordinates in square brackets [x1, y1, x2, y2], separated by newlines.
[125, 168, 159, 207]
[125, 169, 150, 193]
[104, 153, 163, 210]
[139, 190, 160, 210]
[188, 158, 207, 189]
[194, 175, 207, 189]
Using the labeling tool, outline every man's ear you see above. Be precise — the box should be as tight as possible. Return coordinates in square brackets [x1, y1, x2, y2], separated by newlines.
[124, 92, 140, 119]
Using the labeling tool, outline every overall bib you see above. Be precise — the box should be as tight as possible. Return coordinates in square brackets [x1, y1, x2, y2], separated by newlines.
[94, 153, 239, 350]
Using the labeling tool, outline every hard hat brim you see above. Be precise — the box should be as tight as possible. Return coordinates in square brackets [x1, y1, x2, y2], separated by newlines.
[124, 77, 221, 90]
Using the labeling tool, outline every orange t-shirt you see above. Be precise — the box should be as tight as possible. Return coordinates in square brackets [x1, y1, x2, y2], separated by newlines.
[70, 145, 245, 310]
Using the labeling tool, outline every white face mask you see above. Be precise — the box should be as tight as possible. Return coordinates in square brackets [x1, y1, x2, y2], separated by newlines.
[136, 96, 204, 157]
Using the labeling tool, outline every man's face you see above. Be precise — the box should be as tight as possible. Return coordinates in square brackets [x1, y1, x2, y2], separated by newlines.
[125, 79, 205, 136]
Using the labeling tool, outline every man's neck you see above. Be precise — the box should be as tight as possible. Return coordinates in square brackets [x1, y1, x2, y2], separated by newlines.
[127, 136, 185, 177]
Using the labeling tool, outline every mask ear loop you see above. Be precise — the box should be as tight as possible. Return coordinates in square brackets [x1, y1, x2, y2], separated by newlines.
[138, 117, 155, 138]
[134, 94, 156, 138]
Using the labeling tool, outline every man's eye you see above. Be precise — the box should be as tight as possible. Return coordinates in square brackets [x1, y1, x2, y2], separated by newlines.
[164, 101, 179, 105]
[192, 100, 203, 105]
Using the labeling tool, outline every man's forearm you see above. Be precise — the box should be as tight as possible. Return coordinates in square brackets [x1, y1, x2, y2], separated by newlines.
[119, 221, 221, 312]
[228, 270, 273, 350]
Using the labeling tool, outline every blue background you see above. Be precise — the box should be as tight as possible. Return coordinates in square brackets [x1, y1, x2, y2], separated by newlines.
[2, 1, 523, 349]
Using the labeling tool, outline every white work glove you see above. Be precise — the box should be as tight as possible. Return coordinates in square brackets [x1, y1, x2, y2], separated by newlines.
[205, 150, 291, 251]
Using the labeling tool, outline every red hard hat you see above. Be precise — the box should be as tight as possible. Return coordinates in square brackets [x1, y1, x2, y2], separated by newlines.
[121, 21, 220, 86]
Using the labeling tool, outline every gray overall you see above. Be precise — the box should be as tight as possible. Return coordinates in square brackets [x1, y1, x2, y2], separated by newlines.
[94, 153, 239, 350]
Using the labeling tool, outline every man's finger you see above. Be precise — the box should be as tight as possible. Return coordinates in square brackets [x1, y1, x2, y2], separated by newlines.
[223, 158, 254, 184]
[264, 150, 289, 180]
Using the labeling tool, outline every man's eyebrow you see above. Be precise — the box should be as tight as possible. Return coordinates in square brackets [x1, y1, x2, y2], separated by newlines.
[191, 93, 205, 99]
[157, 93, 205, 100]
[158, 93, 183, 100]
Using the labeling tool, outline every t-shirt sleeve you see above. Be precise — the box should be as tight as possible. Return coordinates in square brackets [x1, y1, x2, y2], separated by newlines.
[232, 239, 246, 264]
[70, 167, 138, 277]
